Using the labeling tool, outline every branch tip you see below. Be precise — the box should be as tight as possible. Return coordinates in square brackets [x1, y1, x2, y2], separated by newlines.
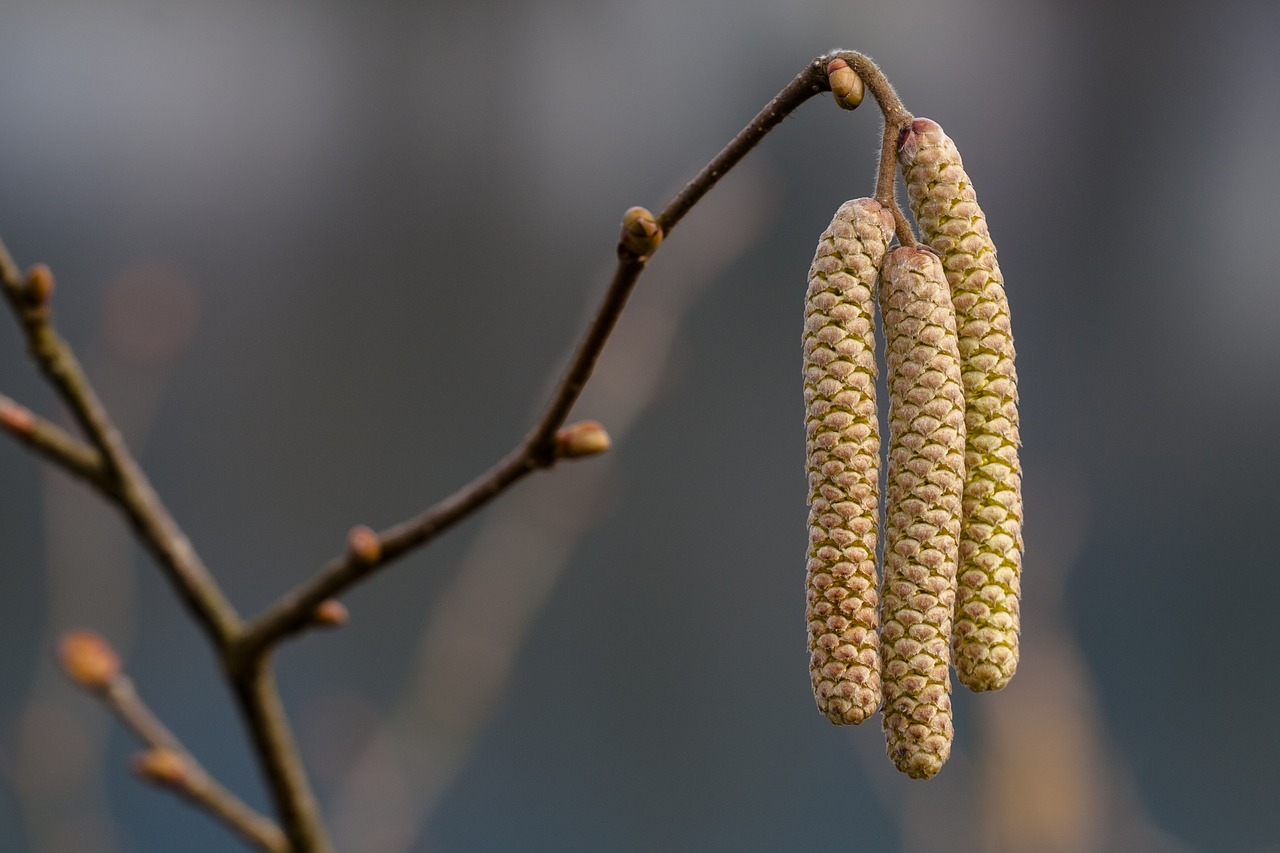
[58, 629, 121, 692]
[0, 398, 35, 435]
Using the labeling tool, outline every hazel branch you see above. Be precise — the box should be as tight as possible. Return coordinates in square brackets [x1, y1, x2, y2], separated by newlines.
[238, 57, 843, 656]
[57, 632, 288, 853]
[0, 240, 242, 646]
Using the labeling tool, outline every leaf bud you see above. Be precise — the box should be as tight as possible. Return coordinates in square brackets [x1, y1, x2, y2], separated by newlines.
[826, 58, 864, 110]
[58, 630, 121, 691]
[619, 206, 663, 258]
[555, 420, 612, 459]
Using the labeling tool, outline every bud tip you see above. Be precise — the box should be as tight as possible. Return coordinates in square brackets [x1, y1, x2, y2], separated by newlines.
[131, 748, 190, 789]
[312, 599, 350, 628]
[347, 525, 382, 564]
[555, 420, 612, 459]
[619, 207, 663, 257]
[0, 399, 35, 435]
[825, 58, 864, 110]
[58, 630, 121, 691]
[24, 264, 55, 306]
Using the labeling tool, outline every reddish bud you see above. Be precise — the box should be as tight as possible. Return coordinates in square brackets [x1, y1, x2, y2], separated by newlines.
[555, 420, 612, 459]
[826, 58, 864, 110]
[0, 399, 35, 435]
[24, 264, 55, 306]
[347, 525, 382, 564]
[131, 748, 190, 789]
[312, 599, 349, 628]
[619, 206, 663, 258]
[58, 630, 121, 691]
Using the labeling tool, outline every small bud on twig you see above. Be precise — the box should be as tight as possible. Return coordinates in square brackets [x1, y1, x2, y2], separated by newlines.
[825, 58, 864, 110]
[619, 206, 663, 258]
[24, 263, 55, 307]
[555, 420, 612, 459]
[347, 525, 382, 565]
[311, 599, 350, 628]
[0, 398, 35, 435]
[131, 747, 191, 790]
[58, 630, 121, 691]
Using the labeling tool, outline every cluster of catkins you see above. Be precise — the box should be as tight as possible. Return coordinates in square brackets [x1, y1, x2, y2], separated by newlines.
[803, 118, 1022, 779]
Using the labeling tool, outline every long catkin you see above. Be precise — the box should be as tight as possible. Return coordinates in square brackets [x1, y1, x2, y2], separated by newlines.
[877, 246, 965, 779]
[898, 118, 1023, 693]
[803, 198, 895, 725]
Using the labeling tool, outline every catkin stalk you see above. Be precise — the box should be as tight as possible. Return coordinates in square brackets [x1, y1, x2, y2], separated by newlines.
[877, 246, 965, 778]
[898, 118, 1023, 692]
[803, 198, 895, 725]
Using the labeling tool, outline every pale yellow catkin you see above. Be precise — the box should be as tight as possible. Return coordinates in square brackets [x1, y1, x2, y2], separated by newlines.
[803, 198, 895, 725]
[898, 118, 1023, 693]
[877, 246, 965, 779]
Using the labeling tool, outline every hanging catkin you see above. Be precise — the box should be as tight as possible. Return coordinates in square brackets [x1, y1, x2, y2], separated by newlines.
[898, 118, 1023, 693]
[877, 245, 965, 779]
[803, 197, 895, 725]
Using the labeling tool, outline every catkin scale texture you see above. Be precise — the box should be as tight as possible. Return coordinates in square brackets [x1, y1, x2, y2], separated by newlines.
[898, 118, 1024, 693]
[877, 246, 965, 779]
[803, 198, 895, 725]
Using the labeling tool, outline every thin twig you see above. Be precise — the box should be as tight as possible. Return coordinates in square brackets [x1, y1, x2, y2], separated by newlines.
[95, 674, 288, 853]
[0, 393, 111, 491]
[238, 57, 841, 656]
[0, 238, 242, 646]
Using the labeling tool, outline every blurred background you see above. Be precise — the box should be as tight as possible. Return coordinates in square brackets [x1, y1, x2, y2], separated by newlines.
[1, 1, 1277, 851]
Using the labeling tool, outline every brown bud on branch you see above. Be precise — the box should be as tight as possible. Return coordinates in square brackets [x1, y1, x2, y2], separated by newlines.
[311, 599, 349, 628]
[803, 198, 894, 725]
[24, 263, 55, 307]
[825, 58, 864, 110]
[131, 747, 192, 790]
[898, 118, 1023, 693]
[619, 206, 663, 258]
[58, 630, 122, 692]
[347, 525, 382, 565]
[877, 246, 965, 779]
[555, 420, 612, 459]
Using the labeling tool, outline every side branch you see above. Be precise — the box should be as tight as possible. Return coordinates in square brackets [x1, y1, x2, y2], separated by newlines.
[241, 56, 841, 654]
[58, 632, 287, 853]
[0, 240, 242, 646]
[0, 393, 111, 491]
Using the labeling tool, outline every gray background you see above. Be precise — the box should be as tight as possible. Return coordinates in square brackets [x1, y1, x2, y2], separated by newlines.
[2, 1, 1278, 851]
